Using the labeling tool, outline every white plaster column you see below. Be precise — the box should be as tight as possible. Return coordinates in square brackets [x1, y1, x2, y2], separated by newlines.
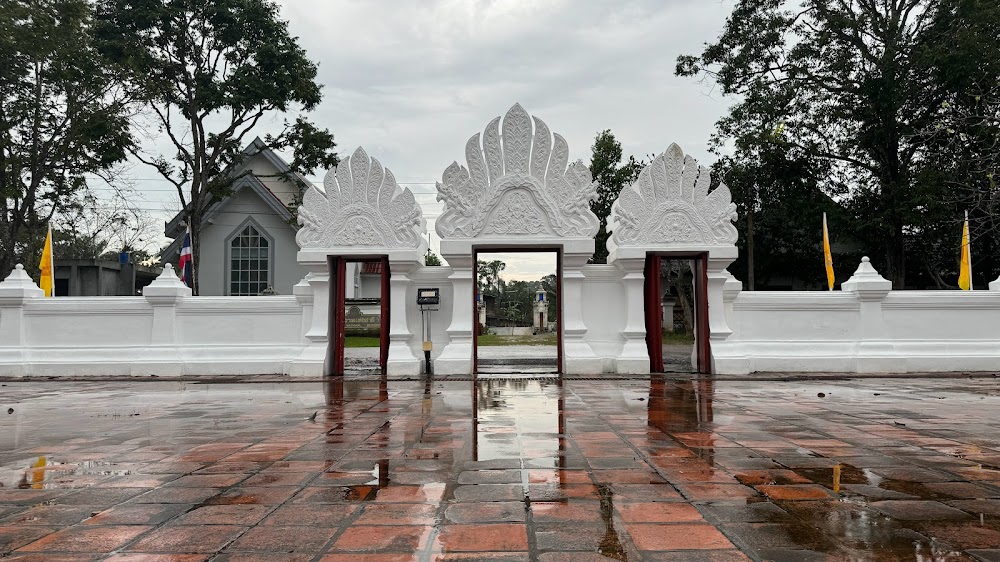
[292, 272, 315, 345]
[710, 268, 750, 375]
[613, 257, 649, 374]
[386, 260, 421, 376]
[0, 264, 44, 375]
[290, 263, 330, 376]
[141, 264, 191, 376]
[706, 257, 737, 342]
[562, 252, 601, 374]
[434, 254, 474, 375]
[842, 257, 894, 373]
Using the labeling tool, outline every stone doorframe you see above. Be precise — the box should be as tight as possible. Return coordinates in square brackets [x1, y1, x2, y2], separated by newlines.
[291, 147, 427, 376]
[433, 104, 603, 375]
[608, 144, 740, 374]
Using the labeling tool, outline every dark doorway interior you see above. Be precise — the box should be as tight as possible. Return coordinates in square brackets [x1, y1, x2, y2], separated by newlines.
[327, 256, 390, 377]
[645, 253, 710, 373]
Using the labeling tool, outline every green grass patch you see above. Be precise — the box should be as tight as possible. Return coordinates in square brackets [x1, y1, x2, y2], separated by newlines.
[662, 331, 695, 344]
[478, 334, 558, 346]
[345, 336, 380, 348]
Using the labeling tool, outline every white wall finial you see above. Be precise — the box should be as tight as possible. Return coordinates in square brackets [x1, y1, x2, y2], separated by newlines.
[296, 147, 427, 253]
[841, 256, 892, 299]
[435, 103, 599, 239]
[0, 264, 44, 300]
[990, 273, 1000, 291]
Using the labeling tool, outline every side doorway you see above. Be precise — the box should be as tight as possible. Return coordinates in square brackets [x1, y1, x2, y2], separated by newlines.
[327, 255, 390, 376]
[644, 253, 710, 373]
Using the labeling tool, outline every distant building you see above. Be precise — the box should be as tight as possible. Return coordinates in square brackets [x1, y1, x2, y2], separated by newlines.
[53, 259, 162, 296]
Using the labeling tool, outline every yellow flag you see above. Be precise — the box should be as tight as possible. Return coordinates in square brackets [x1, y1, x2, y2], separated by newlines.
[39, 226, 54, 297]
[958, 211, 972, 290]
[823, 213, 834, 291]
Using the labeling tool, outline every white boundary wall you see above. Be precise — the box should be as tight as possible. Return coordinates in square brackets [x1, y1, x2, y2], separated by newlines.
[1, 259, 999, 376]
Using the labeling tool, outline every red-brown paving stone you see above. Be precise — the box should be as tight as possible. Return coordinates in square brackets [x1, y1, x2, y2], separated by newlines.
[922, 482, 1000, 499]
[870, 500, 972, 520]
[609, 483, 683, 500]
[431, 554, 531, 561]
[193, 461, 266, 474]
[129, 487, 219, 504]
[756, 484, 839, 500]
[0, 526, 61, 551]
[332, 525, 431, 552]
[102, 475, 181, 488]
[260, 504, 357, 526]
[965, 550, 1000, 562]
[530, 501, 604, 524]
[240, 471, 315, 487]
[616, 501, 706, 523]
[912, 522, 1000, 549]
[355, 503, 438, 525]
[642, 551, 753, 561]
[105, 553, 210, 562]
[320, 554, 420, 562]
[456, 470, 522, 484]
[172, 505, 271, 526]
[82, 504, 189, 526]
[537, 554, 638, 562]
[527, 484, 600, 501]
[164, 474, 247, 488]
[17, 525, 151, 552]
[211, 555, 313, 562]
[226, 524, 338, 552]
[373, 484, 446, 503]
[444, 502, 526, 523]
[202, 486, 299, 506]
[735, 469, 812, 486]
[434, 524, 528, 552]
[532, 523, 607, 551]
[452, 484, 524, 502]
[525, 469, 592, 484]
[126, 525, 245, 553]
[1, 505, 100, 526]
[4, 556, 100, 562]
[675, 483, 758, 501]
[591, 469, 666, 484]
[624, 523, 735, 550]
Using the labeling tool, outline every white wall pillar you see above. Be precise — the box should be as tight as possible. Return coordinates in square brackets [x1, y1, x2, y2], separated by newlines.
[141, 264, 191, 376]
[842, 257, 894, 372]
[290, 263, 330, 376]
[991, 274, 1000, 291]
[613, 257, 649, 374]
[0, 265, 44, 375]
[562, 252, 601, 374]
[386, 260, 420, 375]
[434, 253, 474, 375]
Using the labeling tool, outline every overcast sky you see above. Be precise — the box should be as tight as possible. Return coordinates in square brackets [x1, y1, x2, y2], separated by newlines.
[122, 0, 736, 279]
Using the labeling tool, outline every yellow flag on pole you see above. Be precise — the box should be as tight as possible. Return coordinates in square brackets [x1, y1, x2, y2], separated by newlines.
[823, 212, 835, 291]
[958, 211, 972, 290]
[39, 226, 54, 297]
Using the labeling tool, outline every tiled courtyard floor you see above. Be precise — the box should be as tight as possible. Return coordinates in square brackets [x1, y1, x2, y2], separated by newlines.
[2, 375, 1000, 561]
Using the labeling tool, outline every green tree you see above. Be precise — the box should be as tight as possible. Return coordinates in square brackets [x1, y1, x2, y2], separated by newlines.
[424, 250, 442, 266]
[589, 130, 644, 264]
[0, 0, 133, 275]
[677, 0, 1000, 288]
[95, 0, 339, 294]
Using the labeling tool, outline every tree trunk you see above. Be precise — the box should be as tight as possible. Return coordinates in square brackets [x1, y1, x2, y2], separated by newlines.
[746, 204, 755, 290]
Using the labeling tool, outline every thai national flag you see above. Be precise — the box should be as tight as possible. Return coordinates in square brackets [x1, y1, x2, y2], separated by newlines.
[179, 225, 193, 287]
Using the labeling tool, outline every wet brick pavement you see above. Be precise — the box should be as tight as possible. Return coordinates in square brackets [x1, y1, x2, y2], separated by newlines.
[2, 375, 1000, 561]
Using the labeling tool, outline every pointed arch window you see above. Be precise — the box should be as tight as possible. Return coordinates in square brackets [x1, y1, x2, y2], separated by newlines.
[227, 221, 271, 295]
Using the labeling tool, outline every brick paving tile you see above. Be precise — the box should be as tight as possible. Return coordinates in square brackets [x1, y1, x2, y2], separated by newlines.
[126, 524, 245, 553]
[331, 525, 431, 552]
[434, 524, 529, 552]
[756, 484, 839, 500]
[444, 502, 526, 523]
[104, 555, 209, 562]
[532, 523, 606, 551]
[966, 550, 1000, 562]
[226, 525, 338, 552]
[430, 554, 531, 561]
[870, 500, 973, 520]
[81, 504, 189, 526]
[642, 551, 753, 562]
[355, 503, 438, 525]
[164, 473, 247, 488]
[0, 526, 61, 552]
[624, 522, 734, 550]
[16, 525, 150, 552]
[320, 555, 420, 562]
[259, 503, 357, 526]
[615, 501, 706, 522]
[0, 505, 99, 527]
[171, 505, 272, 526]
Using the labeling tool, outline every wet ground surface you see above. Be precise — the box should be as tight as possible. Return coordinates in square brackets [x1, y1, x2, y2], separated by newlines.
[2, 376, 1000, 561]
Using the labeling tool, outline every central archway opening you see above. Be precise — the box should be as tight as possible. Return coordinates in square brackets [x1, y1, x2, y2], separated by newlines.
[472, 248, 563, 375]
[328, 256, 389, 377]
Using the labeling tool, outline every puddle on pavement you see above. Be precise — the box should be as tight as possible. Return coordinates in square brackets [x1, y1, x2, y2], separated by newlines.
[597, 484, 628, 561]
[0, 456, 134, 489]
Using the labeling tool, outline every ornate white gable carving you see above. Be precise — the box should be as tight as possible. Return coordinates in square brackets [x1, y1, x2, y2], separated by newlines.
[296, 147, 427, 252]
[435, 103, 599, 239]
[609, 143, 737, 251]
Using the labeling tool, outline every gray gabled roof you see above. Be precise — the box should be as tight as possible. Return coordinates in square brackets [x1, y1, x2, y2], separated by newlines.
[162, 138, 305, 239]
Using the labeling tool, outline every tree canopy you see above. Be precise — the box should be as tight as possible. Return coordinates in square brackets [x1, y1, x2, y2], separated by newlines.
[589, 130, 643, 264]
[1, 0, 133, 274]
[678, 0, 1000, 288]
[95, 0, 339, 293]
